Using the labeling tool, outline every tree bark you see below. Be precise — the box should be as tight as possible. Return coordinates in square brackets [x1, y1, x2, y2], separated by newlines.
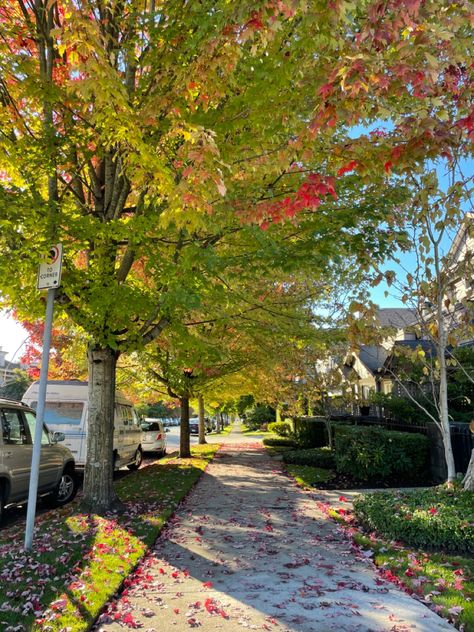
[434, 240, 456, 483]
[198, 394, 207, 445]
[179, 395, 191, 458]
[463, 448, 474, 490]
[81, 345, 123, 514]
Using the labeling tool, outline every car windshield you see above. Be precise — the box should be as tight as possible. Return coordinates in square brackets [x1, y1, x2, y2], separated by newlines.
[141, 422, 161, 431]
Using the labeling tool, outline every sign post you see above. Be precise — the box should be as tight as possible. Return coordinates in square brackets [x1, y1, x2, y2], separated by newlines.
[24, 245, 63, 551]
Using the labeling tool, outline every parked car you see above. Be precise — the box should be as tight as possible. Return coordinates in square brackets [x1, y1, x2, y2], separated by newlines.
[189, 417, 200, 434]
[22, 380, 144, 471]
[141, 418, 168, 455]
[0, 398, 78, 522]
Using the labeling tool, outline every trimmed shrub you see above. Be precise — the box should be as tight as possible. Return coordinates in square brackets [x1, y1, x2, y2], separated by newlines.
[267, 421, 293, 437]
[263, 437, 298, 447]
[283, 447, 335, 469]
[293, 417, 328, 448]
[334, 425, 430, 483]
[353, 487, 474, 553]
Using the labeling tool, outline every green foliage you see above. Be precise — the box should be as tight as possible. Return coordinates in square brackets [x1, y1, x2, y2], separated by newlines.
[0, 369, 31, 402]
[369, 392, 428, 424]
[263, 436, 298, 447]
[237, 395, 255, 419]
[267, 420, 293, 437]
[353, 486, 474, 553]
[334, 425, 430, 483]
[447, 347, 474, 423]
[293, 417, 328, 448]
[244, 404, 276, 430]
[283, 447, 336, 469]
[136, 400, 177, 420]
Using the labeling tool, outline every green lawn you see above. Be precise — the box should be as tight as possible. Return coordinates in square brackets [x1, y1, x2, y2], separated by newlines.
[285, 464, 334, 488]
[0, 444, 219, 632]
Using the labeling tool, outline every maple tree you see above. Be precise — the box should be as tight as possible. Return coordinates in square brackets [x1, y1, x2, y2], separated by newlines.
[0, 0, 471, 511]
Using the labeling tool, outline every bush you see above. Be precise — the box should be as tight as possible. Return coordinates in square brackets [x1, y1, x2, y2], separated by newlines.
[263, 437, 298, 447]
[267, 421, 293, 437]
[293, 417, 328, 448]
[283, 447, 335, 468]
[353, 486, 474, 553]
[369, 392, 428, 423]
[245, 404, 276, 430]
[334, 425, 430, 483]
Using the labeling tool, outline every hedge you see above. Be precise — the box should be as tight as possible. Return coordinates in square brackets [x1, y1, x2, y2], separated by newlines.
[267, 421, 293, 437]
[292, 417, 328, 448]
[353, 487, 474, 553]
[283, 447, 335, 468]
[334, 425, 430, 483]
[263, 436, 298, 447]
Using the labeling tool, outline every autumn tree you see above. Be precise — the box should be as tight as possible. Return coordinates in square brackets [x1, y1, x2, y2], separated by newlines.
[0, 0, 471, 512]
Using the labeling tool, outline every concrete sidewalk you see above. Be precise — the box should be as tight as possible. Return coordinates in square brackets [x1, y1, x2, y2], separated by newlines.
[94, 432, 454, 632]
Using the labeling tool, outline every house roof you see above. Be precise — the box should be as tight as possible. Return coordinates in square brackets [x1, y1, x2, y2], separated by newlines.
[377, 308, 418, 329]
[358, 345, 390, 374]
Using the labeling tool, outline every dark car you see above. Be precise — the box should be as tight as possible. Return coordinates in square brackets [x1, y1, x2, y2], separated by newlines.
[189, 418, 199, 435]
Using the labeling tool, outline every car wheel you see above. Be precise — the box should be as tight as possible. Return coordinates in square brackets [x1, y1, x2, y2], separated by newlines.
[127, 447, 143, 471]
[46, 468, 78, 507]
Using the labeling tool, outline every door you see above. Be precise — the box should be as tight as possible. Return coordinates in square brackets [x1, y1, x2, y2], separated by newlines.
[0, 407, 33, 501]
[23, 410, 62, 489]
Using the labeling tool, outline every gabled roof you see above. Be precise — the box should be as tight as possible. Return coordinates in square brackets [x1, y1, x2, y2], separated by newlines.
[377, 308, 418, 329]
[358, 345, 390, 374]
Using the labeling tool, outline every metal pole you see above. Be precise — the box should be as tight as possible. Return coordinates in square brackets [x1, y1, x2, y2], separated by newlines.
[24, 288, 55, 551]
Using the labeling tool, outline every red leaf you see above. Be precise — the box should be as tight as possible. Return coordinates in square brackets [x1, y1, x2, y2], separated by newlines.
[337, 160, 358, 176]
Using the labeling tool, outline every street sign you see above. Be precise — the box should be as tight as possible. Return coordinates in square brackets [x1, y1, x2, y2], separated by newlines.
[37, 243, 63, 290]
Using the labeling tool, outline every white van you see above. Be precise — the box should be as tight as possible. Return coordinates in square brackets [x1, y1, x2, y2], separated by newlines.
[22, 380, 144, 470]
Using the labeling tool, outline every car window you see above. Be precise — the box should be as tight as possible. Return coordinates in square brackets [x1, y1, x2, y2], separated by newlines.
[131, 408, 140, 427]
[36, 401, 84, 427]
[118, 404, 133, 426]
[24, 411, 50, 445]
[1, 409, 31, 445]
[141, 422, 161, 431]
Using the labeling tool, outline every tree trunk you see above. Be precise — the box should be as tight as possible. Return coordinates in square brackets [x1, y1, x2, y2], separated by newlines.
[463, 448, 474, 490]
[198, 394, 207, 445]
[179, 395, 191, 458]
[434, 243, 456, 483]
[81, 345, 123, 514]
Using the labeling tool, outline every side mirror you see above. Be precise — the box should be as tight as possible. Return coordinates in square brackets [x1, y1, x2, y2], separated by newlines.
[51, 431, 65, 443]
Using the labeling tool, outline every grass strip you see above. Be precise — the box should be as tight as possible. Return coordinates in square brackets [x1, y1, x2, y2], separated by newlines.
[285, 464, 334, 488]
[352, 531, 474, 630]
[0, 444, 219, 632]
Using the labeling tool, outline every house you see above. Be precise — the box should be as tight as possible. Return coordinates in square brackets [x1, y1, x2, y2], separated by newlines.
[342, 308, 419, 413]
[442, 212, 474, 341]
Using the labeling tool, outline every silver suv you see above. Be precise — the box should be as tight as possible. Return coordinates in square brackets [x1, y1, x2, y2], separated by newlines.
[0, 398, 77, 522]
